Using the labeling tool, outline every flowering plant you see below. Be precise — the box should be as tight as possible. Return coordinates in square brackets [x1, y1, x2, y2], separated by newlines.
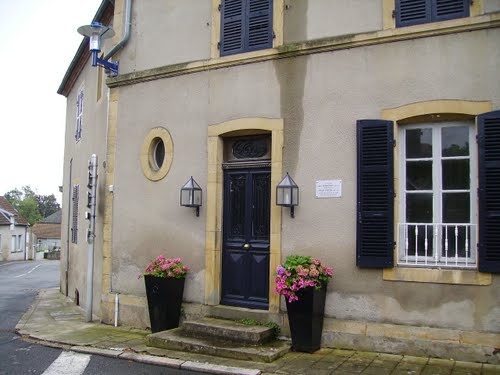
[275, 255, 333, 303]
[144, 255, 189, 279]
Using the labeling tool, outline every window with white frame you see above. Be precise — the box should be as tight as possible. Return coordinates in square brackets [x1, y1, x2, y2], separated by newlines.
[398, 121, 477, 268]
[17, 234, 23, 252]
[11, 235, 16, 252]
[75, 88, 84, 142]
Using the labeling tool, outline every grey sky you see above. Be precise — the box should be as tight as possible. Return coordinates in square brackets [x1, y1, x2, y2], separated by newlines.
[0, 0, 102, 202]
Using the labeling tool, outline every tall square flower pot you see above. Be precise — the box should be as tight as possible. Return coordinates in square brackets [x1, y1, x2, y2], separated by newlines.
[285, 286, 327, 352]
[144, 275, 185, 333]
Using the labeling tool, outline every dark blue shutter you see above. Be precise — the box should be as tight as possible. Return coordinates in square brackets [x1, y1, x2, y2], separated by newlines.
[396, 0, 469, 27]
[478, 110, 500, 273]
[220, 0, 272, 56]
[246, 0, 273, 52]
[433, 0, 469, 22]
[396, 0, 431, 27]
[357, 120, 394, 268]
[221, 0, 245, 56]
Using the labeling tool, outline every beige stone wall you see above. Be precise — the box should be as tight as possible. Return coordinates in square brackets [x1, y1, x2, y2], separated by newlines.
[0, 226, 26, 261]
[106, 25, 500, 332]
[118, 0, 212, 74]
[61, 1, 500, 333]
[284, 0, 383, 43]
[485, 0, 500, 13]
[60, 53, 113, 316]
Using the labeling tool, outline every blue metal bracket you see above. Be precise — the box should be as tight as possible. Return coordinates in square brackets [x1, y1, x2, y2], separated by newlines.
[91, 50, 119, 77]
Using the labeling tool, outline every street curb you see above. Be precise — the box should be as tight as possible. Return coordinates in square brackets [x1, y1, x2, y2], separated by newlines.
[20, 335, 262, 375]
[119, 352, 261, 375]
[181, 361, 261, 375]
[71, 346, 122, 358]
[119, 352, 183, 368]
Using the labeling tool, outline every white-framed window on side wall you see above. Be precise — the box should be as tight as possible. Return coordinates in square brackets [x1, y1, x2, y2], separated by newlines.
[398, 121, 477, 268]
[11, 235, 16, 252]
[18, 234, 23, 252]
[75, 87, 84, 142]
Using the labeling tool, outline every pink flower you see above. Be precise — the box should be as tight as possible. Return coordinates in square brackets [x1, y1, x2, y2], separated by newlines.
[274, 255, 333, 303]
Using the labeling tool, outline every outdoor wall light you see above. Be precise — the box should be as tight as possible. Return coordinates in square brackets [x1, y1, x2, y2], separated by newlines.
[77, 21, 119, 76]
[180, 177, 202, 217]
[276, 173, 299, 218]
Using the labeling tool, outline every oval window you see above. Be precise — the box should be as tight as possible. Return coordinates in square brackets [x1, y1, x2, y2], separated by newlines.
[141, 127, 173, 181]
[152, 137, 165, 170]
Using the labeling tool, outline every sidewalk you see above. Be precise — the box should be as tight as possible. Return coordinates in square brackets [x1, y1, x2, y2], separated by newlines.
[16, 288, 500, 375]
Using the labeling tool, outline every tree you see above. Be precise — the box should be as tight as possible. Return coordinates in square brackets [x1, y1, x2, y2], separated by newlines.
[35, 194, 60, 218]
[4, 188, 23, 204]
[17, 196, 42, 225]
[3, 185, 60, 225]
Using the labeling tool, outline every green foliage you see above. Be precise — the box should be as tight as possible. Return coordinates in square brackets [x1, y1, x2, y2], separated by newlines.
[236, 318, 281, 339]
[35, 194, 60, 218]
[3, 185, 61, 225]
[283, 255, 313, 269]
[17, 196, 42, 225]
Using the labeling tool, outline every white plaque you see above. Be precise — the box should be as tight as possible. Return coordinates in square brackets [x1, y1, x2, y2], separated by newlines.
[315, 180, 342, 198]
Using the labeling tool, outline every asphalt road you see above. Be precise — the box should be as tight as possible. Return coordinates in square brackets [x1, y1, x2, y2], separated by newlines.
[0, 260, 205, 375]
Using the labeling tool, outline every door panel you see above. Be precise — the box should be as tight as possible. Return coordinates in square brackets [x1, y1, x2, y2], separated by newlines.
[221, 168, 270, 309]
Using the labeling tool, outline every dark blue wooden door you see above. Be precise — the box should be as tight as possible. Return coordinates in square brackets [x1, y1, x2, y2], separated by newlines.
[221, 168, 270, 309]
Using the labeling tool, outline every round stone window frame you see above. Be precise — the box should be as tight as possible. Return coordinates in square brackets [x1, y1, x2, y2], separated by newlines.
[140, 127, 173, 181]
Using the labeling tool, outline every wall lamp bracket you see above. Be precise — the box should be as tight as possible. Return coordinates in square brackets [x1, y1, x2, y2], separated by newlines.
[77, 22, 119, 77]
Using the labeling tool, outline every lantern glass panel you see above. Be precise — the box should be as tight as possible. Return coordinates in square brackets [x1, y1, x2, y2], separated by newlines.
[89, 34, 101, 51]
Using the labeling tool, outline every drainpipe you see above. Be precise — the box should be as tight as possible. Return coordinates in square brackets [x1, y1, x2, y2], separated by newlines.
[102, 0, 132, 62]
[114, 293, 119, 327]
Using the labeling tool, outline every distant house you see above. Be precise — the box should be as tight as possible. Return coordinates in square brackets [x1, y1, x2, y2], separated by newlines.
[32, 210, 62, 253]
[0, 196, 29, 261]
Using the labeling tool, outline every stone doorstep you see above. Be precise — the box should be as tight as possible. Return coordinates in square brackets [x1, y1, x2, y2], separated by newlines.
[183, 317, 274, 345]
[146, 328, 290, 363]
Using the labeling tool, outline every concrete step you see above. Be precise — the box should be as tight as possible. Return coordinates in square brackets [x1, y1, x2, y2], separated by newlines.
[146, 327, 290, 363]
[183, 317, 274, 345]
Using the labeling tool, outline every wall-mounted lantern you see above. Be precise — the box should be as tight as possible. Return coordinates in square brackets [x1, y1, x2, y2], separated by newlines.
[180, 177, 202, 217]
[77, 21, 119, 76]
[276, 173, 299, 218]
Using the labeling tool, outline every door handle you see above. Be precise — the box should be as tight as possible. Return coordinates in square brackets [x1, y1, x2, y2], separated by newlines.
[243, 243, 251, 249]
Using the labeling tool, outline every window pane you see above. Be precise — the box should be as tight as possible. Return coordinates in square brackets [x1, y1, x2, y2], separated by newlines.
[406, 128, 432, 158]
[406, 161, 432, 190]
[443, 193, 470, 223]
[406, 193, 433, 222]
[442, 159, 469, 190]
[442, 126, 469, 156]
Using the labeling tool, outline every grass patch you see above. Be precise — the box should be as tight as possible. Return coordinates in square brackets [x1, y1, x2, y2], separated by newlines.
[236, 318, 281, 339]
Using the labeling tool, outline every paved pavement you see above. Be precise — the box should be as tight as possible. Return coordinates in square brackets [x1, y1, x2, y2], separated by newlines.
[16, 288, 500, 375]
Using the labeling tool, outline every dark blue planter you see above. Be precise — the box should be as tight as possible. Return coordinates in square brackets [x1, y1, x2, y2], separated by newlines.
[145, 275, 185, 333]
[285, 286, 327, 353]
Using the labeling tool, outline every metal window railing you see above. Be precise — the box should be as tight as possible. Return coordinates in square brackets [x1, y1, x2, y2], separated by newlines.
[397, 223, 477, 268]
